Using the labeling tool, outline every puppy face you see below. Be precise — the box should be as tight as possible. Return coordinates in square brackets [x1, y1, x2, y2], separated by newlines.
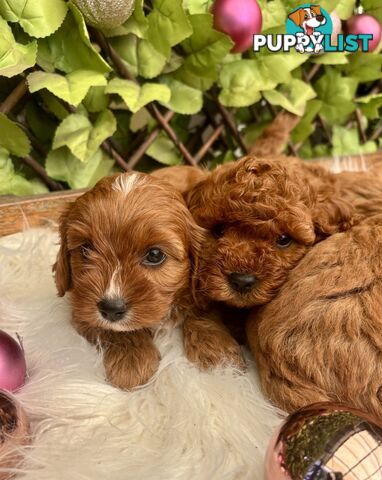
[54, 172, 204, 332]
[187, 156, 354, 309]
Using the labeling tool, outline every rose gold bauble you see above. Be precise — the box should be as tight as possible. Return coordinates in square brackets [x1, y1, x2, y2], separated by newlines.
[265, 402, 382, 480]
[0, 391, 30, 480]
[330, 10, 342, 46]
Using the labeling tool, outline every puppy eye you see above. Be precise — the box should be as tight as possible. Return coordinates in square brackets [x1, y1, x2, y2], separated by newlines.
[212, 224, 225, 239]
[80, 242, 93, 259]
[276, 234, 292, 248]
[142, 248, 166, 267]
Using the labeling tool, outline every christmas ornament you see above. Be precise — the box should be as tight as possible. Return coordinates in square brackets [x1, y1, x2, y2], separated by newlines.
[346, 12, 382, 52]
[212, 0, 262, 53]
[73, 0, 135, 29]
[265, 402, 382, 480]
[0, 331, 26, 392]
[330, 10, 342, 46]
[0, 391, 30, 480]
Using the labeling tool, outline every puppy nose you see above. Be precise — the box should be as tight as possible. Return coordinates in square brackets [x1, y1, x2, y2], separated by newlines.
[229, 273, 257, 293]
[316, 15, 324, 21]
[97, 298, 128, 322]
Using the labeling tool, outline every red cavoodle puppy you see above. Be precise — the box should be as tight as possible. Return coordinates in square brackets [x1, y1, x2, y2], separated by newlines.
[54, 171, 205, 390]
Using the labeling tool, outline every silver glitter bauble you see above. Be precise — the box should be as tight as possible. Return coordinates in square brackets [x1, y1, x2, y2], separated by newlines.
[73, 0, 135, 29]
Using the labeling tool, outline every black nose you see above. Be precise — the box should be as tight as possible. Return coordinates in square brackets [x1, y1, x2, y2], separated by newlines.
[316, 14, 324, 21]
[228, 273, 257, 293]
[97, 298, 128, 322]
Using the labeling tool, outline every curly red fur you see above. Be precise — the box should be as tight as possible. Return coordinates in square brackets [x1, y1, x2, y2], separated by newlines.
[187, 155, 357, 309]
[247, 215, 382, 418]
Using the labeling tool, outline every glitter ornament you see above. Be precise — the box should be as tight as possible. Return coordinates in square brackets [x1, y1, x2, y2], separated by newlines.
[73, 0, 135, 29]
[265, 402, 382, 480]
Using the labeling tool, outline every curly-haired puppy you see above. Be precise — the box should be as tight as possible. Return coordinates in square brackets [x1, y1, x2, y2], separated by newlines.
[181, 155, 382, 369]
[187, 155, 357, 310]
[247, 215, 382, 419]
[54, 172, 204, 389]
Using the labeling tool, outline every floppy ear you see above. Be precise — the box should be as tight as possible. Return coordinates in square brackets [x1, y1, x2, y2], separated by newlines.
[53, 204, 73, 296]
[288, 8, 304, 26]
[312, 198, 356, 239]
[311, 5, 322, 16]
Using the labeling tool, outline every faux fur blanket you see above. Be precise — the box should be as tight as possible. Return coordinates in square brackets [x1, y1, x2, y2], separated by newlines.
[0, 228, 282, 480]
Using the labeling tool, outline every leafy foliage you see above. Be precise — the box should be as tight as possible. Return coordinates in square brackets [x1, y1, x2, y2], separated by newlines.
[0, 0, 381, 194]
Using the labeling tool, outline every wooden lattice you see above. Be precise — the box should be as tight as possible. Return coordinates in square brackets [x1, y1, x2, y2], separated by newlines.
[1, 31, 381, 193]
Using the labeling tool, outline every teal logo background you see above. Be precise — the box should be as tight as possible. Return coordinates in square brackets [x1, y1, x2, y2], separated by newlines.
[286, 4, 333, 36]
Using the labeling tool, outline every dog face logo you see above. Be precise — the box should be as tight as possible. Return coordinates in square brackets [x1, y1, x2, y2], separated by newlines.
[286, 4, 332, 53]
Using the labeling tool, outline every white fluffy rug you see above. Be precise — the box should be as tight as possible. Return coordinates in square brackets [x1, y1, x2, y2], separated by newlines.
[0, 228, 282, 480]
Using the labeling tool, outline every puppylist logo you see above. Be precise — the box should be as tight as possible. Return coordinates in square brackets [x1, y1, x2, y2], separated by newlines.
[253, 4, 374, 53]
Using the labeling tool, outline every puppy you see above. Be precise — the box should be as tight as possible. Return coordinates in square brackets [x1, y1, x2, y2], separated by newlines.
[183, 155, 381, 369]
[54, 172, 204, 389]
[246, 215, 382, 419]
[187, 155, 356, 310]
[151, 165, 208, 194]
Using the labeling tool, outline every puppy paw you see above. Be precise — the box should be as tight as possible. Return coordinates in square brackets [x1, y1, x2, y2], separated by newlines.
[183, 326, 246, 372]
[103, 331, 161, 390]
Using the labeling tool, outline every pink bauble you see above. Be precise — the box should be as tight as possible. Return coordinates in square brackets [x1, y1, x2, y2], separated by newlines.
[0, 331, 26, 392]
[346, 13, 382, 52]
[330, 10, 342, 46]
[212, 0, 262, 53]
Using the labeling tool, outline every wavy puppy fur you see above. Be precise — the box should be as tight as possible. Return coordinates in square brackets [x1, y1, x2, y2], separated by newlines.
[181, 155, 382, 370]
[247, 215, 382, 419]
[53, 172, 205, 389]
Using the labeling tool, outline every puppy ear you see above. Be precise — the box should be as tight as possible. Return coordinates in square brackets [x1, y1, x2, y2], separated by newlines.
[313, 198, 356, 239]
[53, 204, 73, 296]
[288, 8, 304, 26]
[311, 5, 322, 15]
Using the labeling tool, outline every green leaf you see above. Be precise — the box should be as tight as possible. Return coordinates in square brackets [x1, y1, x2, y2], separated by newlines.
[363, 0, 382, 22]
[332, 126, 377, 156]
[46, 148, 114, 189]
[312, 52, 349, 65]
[174, 14, 233, 91]
[0, 114, 31, 157]
[342, 53, 382, 82]
[0, 148, 47, 196]
[110, 35, 167, 79]
[27, 70, 107, 107]
[0, 0, 67, 38]
[336, 0, 356, 19]
[263, 79, 316, 116]
[147, 0, 193, 58]
[283, 0, 339, 12]
[53, 110, 116, 163]
[37, 5, 111, 74]
[183, 0, 213, 14]
[0, 17, 37, 78]
[356, 93, 382, 119]
[159, 76, 203, 114]
[291, 99, 322, 144]
[83, 86, 109, 113]
[121, 0, 148, 38]
[219, 52, 307, 107]
[105, 78, 171, 113]
[315, 67, 358, 125]
[146, 133, 181, 165]
[258, 0, 287, 31]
